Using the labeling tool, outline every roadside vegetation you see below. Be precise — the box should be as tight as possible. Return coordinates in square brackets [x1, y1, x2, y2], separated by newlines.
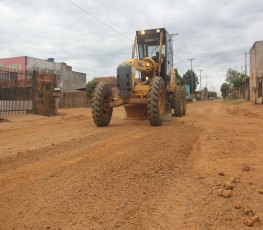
[220, 68, 249, 99]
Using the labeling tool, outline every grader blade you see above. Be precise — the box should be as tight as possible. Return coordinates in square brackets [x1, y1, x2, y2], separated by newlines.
[124, 104, 148, 120]
[163, 103, 172, 121]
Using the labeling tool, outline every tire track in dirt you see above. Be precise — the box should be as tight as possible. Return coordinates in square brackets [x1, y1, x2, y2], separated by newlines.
[0, 115, 202, 229]
[2, 102, 262, 229]
[0, 126, 149, 194]
[178, 101, 263, 229]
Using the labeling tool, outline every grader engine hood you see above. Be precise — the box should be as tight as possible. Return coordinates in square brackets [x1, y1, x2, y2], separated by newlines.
[117, 63, 134, 99]
[117, 57, 159, 99]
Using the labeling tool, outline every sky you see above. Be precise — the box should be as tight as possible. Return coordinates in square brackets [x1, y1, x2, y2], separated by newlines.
[0, 0, 263, 93]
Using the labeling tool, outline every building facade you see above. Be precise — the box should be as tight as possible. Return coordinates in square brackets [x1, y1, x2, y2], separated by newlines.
[250, 41, 263, 104]
[0, 56, 86, 92]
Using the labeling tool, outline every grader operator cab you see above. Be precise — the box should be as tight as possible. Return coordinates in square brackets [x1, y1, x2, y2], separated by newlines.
[91, 28, 186, 127]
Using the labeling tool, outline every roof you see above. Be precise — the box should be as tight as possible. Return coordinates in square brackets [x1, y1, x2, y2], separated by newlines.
[76, 87, 86, 91]
[0, 56, 66, 66]
[93, 76, 117, 85]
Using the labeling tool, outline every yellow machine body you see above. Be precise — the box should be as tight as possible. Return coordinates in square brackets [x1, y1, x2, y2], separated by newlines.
[91, 28, 186, 127]
[111, 28, 179, 119]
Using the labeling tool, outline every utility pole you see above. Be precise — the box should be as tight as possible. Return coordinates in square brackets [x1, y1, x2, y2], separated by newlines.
[188, 58, 195, 96]
[170, 33, 178, 68]
[203, 76, 208, 99]
[188, 58, 195, 71]
[210, 82, 213, 92]
[204, 76, 208, 89]
[198, 69, 203, 90]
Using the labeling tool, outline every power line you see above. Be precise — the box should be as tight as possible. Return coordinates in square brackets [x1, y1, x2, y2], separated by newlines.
[107, 0, 132, 22]
[107, 0, 144, 28]
[144, 0, 164, 26]
[99, 0, 126, 20]
[188, 58, 195, 96]
[97, 0, 134, 29]
[108, 0, 133, 21]
[198, 69, 203, 90]
[67, 0, 132, 42]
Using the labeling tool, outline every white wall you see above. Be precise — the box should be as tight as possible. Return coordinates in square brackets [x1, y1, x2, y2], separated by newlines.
[26, 57, 86, 92]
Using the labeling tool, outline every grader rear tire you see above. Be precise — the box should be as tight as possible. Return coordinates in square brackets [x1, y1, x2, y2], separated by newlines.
[91, 82, 113, 127]
[147, 77, 166, 126]
[174, 87, 183, 117]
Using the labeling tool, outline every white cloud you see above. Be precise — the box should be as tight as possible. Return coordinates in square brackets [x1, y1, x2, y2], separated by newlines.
[0, 0, 263, 93]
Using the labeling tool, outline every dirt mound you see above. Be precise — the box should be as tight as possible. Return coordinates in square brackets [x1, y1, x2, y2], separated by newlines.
[225, 101, 263, 119]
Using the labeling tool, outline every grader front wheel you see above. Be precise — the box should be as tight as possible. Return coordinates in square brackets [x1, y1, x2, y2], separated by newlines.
[147, 77, 166, 126]
[91, 82, 113, 127]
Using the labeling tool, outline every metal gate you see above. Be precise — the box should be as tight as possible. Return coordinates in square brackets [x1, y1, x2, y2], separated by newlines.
[0, 69, 33, 116]
[0, 69, 57, 116]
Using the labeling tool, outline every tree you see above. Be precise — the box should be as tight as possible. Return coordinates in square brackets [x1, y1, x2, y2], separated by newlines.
[226, 68, 248, 96]
[175, 69, 184, 86]
[203, 87, 208, 99]
[86, 80, 97, 100]
[183, 70, 199, 93]
[220, 83, 230, 99]
[208, 91, 217, 98]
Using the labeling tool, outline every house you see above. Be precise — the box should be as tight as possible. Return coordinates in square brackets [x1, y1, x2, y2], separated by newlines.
[0, 56, 86, 92]
[0, 56, 87, 108]
[250, 41, 263, 104]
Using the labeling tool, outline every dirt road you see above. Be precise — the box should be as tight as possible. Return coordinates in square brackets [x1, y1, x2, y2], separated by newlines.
[0, 100, 262, 229]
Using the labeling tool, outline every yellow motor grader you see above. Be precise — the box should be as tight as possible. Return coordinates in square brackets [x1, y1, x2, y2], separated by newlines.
[91, 28, 186, 126]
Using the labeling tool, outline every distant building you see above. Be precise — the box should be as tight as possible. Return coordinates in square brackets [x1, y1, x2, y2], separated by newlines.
[194, 91, 203, 100]
[0, 56, 88, 108]
[250, 41, 263, 104]
[0, 56, 86, 92]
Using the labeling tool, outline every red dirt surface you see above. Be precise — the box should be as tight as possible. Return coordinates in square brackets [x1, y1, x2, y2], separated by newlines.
[0, 100, 262, 229]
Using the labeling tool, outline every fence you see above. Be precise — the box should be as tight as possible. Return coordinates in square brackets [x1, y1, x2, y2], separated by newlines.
[0, 69, 33, 115]
[59, 92, 88, 108]
[0, 69, 57, 116]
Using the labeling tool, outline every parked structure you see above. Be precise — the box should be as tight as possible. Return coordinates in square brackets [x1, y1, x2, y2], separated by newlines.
[250, 41, 263, 104]
[0, 56, 87, 108]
